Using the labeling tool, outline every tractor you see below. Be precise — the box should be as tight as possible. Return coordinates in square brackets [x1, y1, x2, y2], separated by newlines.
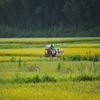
[45, 45, 64, 57]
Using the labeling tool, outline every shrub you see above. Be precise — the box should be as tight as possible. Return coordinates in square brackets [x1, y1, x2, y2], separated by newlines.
[42, 75, 56, 82]
[78, 63, 85, 74]
[11, 55, 16, 62]
[87, 54, 99, 62]
[73, 74, 100, 81]
[93, 54, 99, 62]
[81, 56, 87, 61]
[62, 56, 67, 61]
[32, 75, 41, 83]
[70, 54, 81, 61]
[14, 75, 41, 83]
[57, 63, 61, 71]
[88, 56, 93, 61]
[14, 74, 24, 83]
[18, 56, 22, 69]
[66, 68, 73, 73]
[29, 64, 39, 72]
[74, 74, 93, 81]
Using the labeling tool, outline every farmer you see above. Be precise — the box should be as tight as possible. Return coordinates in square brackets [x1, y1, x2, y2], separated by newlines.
[49, 44, 54, 55]
[50, 44, 54, 50]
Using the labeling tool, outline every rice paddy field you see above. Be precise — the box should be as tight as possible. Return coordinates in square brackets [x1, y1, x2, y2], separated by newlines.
[0, 37, 100, 100]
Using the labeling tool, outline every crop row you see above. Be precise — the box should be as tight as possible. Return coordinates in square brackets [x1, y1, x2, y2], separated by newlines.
[0, 81, 100, 100]
[0, 43, 100, 49]
[0, 37, 100, 44]
[0, 48, 100, 56]
[0, 54, 99, 62]
[0, 61, 100, 80]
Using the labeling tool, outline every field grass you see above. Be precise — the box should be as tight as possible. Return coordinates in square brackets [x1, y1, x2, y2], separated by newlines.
[0, 47, 99, 57]
[0, 37, 100, 99]
[0, 48, 44, 56]
[65, 43, 100, 48]
[0, 37, 100, 61]
[0, 61, 100, 81]
[0, 81, 100, 100]
[0, 37, 100, 44]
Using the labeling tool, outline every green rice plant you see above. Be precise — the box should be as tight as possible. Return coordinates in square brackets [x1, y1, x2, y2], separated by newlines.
[14, 73, 23, 83]
[0, 37, 100, 44]
[10, 55, 16, 62]
[73, 74, 100, 81]
[49, 56, 53, 61]
[0, 73, 99, 84]
[62, 55, 67, 61]
[13, 74, 56, 83]
[86, 51, 92, 61]
[69, 54, 81, 61]
[57, 63, 61, 72]
[78, 63, 85, 74]
[32, 75, 41, 83]
[28, 64, 39, 72]
[88, 56, 93, 61]
[92, 62, 100, 74]
[23, 61, 27, 67]
[0, 81, 100, 100]
[65, 67, 73, 74]
[0, 60, 100, 83]
[93, 54, 99, 62]
[42, 74, 56, 82]
[87, 62, 100, 74]
[81, 56, 87, 60]
[18, 56, 22, 69]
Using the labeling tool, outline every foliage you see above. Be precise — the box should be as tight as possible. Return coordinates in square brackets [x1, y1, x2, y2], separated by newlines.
[93, 54, 99, 62]
[10, 55, 16, 62]
[0, 60, 100, 84]
[28, 64, 39, 72]
[69, 54, 81, 61]
[62, 56, 67, 61]
[42, 74, 56, 82]
[57, 63, 61, 71]
[18, 56, 22, 69]
[0, 73, 100, 84]
[0, 81, 100, 100]
[73, 74, 100, 81]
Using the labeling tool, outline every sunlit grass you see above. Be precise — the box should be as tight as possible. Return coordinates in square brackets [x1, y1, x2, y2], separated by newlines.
[0, 47, 100, 57]
[0, 56, 61, 62]
[61, 48, 100, 56]
[0, 81, 100, 100]
[0, 38, 100, 99]
[0, 61, 100, 79]
[0, 48, 44, 56]
[0, 37, 100, 44]
[66, 43, 100, 48]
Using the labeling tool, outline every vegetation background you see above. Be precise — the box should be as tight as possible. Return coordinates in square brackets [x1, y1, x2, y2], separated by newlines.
[0, 0, 100, 37]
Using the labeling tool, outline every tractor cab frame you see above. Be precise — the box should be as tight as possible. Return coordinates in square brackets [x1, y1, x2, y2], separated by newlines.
[45, 45, 64, 57]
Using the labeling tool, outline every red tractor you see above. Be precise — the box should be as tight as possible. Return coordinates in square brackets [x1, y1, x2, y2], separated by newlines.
[45, 45, 64, 57]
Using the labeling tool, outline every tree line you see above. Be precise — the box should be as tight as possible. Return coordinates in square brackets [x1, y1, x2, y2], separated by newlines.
[0, 0, 100, 37]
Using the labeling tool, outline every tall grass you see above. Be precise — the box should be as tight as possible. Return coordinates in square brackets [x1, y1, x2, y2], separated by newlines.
[0, 73, 99, 84]
[0, 38, 100, 83]
[0, 37, 100, 44]
[0, 81, 100, 100]
[0, 48, 100, 60]
[0, 61, 100, 83]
